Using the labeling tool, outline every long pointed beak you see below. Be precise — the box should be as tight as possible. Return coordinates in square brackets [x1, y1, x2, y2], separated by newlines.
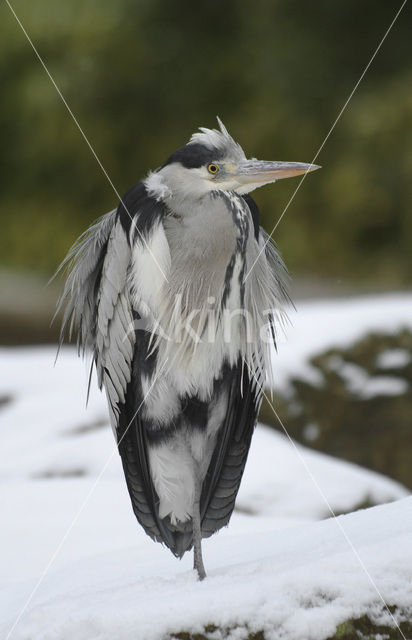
[237, 160, 321, 186]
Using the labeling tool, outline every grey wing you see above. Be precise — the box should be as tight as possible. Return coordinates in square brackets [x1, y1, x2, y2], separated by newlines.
[56, 200, 174, 549]
[56, 210, 135, 434]
[55, 209, 118, 354]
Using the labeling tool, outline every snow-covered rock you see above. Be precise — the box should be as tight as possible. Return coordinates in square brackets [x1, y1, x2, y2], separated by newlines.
[2, 497, 412, 640]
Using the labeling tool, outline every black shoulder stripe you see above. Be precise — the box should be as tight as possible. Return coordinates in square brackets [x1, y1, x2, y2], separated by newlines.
[241, 194, 260, 240]
[117, 181, 167, 239]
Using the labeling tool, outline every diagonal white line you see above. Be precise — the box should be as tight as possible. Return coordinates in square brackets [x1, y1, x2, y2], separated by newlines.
[3, 0, 168, 283]
[5, 354, 172, 640]
[245, 0, 408, 282]
[244, 359, 407, 640]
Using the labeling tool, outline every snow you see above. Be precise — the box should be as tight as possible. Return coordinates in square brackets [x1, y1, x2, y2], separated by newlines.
[376, 348, 411, 370]
[358, 375, 409, 398]
[1, 292, 412, 639]
[327, 355, 409, 399]
[239, 426, 406, 520]
[2, 496, 412, 640]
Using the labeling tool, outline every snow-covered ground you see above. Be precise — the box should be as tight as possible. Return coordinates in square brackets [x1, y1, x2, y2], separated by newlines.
[1, 293, 412, 639]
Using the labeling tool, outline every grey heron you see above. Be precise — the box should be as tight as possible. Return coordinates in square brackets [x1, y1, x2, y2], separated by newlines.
[57, 119, 319, 580]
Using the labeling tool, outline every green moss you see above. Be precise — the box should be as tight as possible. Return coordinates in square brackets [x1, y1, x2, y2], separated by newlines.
[171, 626, 218, 640]
[328, 614, 412, 639]
[170, 626, 264, 640]
[169, 615, 412, 640]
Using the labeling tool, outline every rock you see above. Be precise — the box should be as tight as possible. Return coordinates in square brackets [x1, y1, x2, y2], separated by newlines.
[260, 329, 412, 489]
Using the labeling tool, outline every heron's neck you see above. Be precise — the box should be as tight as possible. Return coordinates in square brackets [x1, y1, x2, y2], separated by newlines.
[162, 192, 244, 307]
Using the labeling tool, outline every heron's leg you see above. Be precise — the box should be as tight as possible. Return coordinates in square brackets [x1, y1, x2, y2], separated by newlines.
[192, 482, 206, 581]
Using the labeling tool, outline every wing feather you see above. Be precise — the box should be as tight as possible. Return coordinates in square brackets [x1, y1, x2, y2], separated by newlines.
[57, 184, 176, 549]
[55, 208, 117, 353]
[199, 359, 262, 539]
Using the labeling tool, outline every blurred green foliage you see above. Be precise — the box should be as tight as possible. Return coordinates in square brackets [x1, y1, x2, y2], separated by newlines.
[1, 0, 411, 284]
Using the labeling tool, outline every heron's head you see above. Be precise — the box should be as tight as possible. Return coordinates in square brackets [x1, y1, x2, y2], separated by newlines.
[145, 118, 320, 202]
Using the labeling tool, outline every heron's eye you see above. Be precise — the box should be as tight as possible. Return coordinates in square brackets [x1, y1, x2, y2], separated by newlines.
[207, 163, 219, 175]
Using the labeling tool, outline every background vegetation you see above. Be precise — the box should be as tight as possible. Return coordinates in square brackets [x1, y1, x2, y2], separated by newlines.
[1, 0, 411, 286]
